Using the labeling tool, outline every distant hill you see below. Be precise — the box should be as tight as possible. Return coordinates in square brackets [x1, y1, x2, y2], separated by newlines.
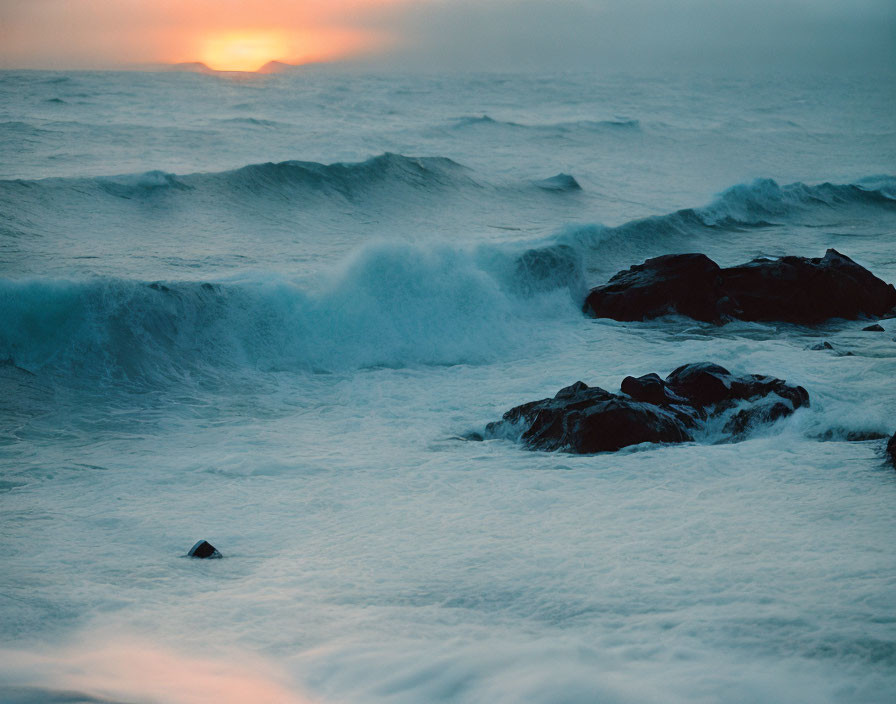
[164, 60, 316, 75]
[256, 60, 298, 74]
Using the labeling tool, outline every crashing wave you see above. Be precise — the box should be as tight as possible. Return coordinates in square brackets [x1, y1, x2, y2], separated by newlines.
[0, 242, 584, 381]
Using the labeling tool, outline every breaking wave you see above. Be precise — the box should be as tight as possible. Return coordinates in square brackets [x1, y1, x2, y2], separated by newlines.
[562, 175, 896, 259]
[0, 242, 584, 382]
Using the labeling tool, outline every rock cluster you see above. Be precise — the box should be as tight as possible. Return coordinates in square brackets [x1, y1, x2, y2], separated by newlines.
[485, 362, 808, 454]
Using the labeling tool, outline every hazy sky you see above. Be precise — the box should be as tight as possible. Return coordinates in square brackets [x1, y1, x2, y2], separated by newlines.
[1, 0, 893, 72]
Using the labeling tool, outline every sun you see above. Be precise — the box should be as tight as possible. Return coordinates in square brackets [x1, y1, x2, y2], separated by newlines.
[201, 32, 288, 72]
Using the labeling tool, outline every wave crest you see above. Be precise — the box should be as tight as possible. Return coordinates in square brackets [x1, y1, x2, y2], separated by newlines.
[450, 115, 641, 133]
[562, 175, 896, 262]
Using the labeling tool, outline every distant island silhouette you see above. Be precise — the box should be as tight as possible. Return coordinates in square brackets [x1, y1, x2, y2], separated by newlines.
[167, 60, 303, 74]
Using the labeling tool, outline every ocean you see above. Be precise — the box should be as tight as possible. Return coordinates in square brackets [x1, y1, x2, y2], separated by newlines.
[1, 68, 895, 703]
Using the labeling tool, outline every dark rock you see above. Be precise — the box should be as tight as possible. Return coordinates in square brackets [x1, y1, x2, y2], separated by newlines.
[809, 341, 834, 351]
[863, 323, 885, 332]
[187, 540, 222, 559]
[584, 249, 896, 324]
[621, 373, 688, 405]
[722, 400, 799, 439]
[583, 253, 724, 322]
[671, 362, 809, 410]
[665, 362, 736, 406]
[554, 380, 590, 399]
[719, 249, 895, 323]
[887, 433, 896, 466]
[485, 362, 809, 454]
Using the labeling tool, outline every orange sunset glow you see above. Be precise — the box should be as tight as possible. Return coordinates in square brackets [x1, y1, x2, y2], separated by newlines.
[201, 32, 290, 72]
[0, 0, 401, 70]
[195, 27, 389, 71]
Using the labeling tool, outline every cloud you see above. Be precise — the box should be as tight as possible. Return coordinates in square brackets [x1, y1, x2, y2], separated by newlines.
[356, 0, 896, 72]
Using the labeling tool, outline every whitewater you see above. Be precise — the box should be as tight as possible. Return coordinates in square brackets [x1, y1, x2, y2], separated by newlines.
[1, 69, 895, 704]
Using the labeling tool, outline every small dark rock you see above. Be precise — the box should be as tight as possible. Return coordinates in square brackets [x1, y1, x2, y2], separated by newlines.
[187, 540, 222, 559]
[809, 341, 834, 351]
[862, 323, 885, 332]
[485, 362, 809, 454]
[584, 249, 896, 324]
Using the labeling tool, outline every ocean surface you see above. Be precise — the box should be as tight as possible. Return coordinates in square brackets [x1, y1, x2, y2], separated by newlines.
[1, 68, 895, 704]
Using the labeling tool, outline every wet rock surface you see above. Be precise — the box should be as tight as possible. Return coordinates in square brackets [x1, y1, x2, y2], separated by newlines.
[485, 362, 809, 454]
[187, 540, 222, 559]
[583, 249, 896, 324]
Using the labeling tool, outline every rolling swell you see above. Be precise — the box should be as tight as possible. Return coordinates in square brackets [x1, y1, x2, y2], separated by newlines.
[451, 115, 641, 133]
[207, 153, 477, 197]
[0, 153, 480, 203]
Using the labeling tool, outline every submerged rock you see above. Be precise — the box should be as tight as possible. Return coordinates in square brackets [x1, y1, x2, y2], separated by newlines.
[187, 540, 222, 559]
[485, 362, 809, 454]
[583, 249, 896, 324]
[809, 341, 834, 351]
[888, 433, 896, 466]
[863, 323, 885, 332]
